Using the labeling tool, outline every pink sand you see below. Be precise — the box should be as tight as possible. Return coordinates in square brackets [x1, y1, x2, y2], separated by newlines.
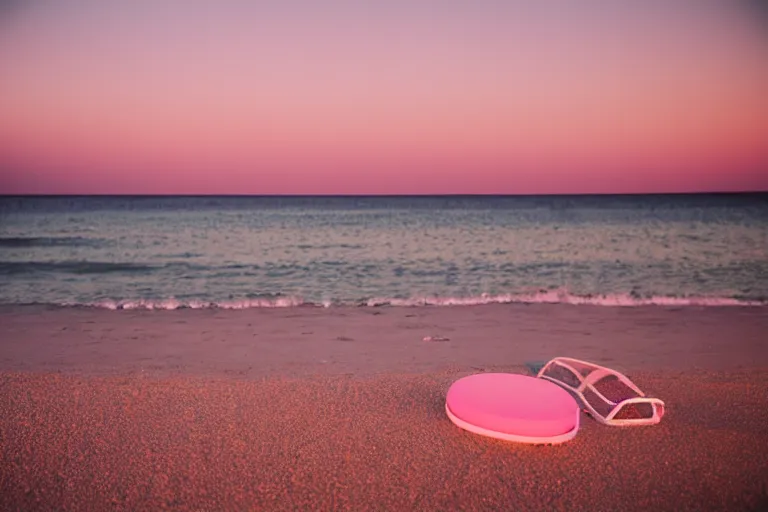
[1, 303, 767, 510]
[1, 303, 766, 377]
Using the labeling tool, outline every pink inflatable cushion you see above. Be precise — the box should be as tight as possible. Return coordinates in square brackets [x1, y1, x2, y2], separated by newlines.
[446, 373, 579, 438]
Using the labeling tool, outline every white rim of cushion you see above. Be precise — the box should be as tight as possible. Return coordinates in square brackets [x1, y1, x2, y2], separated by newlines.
[445, 401, 580, 445]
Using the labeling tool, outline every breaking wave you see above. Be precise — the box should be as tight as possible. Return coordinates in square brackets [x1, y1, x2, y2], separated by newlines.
[0, 261, 208, 275]
[0, 236, 106, 248]
[26, 289, 766, 310]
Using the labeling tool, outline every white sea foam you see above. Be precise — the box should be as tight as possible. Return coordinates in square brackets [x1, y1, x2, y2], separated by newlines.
[364, 290, 763, 307]
[70, 290, 765, 310]
[87, 296, 306, 310]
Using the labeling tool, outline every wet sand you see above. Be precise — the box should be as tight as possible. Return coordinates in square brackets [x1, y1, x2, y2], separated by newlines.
[1, 304, 767, 510]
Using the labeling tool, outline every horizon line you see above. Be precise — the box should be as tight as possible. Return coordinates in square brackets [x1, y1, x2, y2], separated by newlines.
[1, 191, 767, 199]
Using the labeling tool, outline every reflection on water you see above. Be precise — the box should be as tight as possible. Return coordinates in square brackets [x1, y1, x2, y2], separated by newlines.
[0, 195, 766, 306]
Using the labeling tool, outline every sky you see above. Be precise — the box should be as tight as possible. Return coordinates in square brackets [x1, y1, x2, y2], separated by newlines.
[0, 0, 767, 195]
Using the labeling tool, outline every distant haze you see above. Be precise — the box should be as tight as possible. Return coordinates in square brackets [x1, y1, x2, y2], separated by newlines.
[1, 0, 767, 195]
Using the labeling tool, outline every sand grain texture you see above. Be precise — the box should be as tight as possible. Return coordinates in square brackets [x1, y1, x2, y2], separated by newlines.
[1, 304, 767, 510]
[1, 370, 767, 511]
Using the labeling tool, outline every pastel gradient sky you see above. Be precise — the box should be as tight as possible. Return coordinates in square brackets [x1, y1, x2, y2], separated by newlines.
[1, 0, 767, 195]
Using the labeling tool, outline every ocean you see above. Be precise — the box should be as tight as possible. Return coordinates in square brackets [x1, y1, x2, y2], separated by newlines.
[0, 194, 766, 309]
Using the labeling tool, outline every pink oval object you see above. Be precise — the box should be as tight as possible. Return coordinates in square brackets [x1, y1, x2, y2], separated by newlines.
[446, 373, 580, 444]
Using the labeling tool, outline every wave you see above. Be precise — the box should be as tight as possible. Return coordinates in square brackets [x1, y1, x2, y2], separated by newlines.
[0, 260, 212, 275]
[20, 290, 765, 310]
[361, 291, 765, 307]
[84, 296, 308, 310]
[0, 261, 155, 275]
[0, 236, 106, 248]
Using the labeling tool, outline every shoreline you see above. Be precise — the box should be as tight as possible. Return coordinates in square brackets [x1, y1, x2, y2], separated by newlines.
[1, 303, 766, 378]
[2, 290, 765, 310]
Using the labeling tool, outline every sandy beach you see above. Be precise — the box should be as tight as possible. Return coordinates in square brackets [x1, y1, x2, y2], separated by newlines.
[2, 304, 767, 510]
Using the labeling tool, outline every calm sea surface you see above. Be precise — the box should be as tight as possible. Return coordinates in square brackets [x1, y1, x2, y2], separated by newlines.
[1, 195, 766, 308]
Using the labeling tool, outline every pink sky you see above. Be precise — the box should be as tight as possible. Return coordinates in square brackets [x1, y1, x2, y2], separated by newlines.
[1, 0, 767, 195]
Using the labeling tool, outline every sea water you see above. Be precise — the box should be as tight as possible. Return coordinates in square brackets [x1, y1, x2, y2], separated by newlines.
[0, 194, 766, 308]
